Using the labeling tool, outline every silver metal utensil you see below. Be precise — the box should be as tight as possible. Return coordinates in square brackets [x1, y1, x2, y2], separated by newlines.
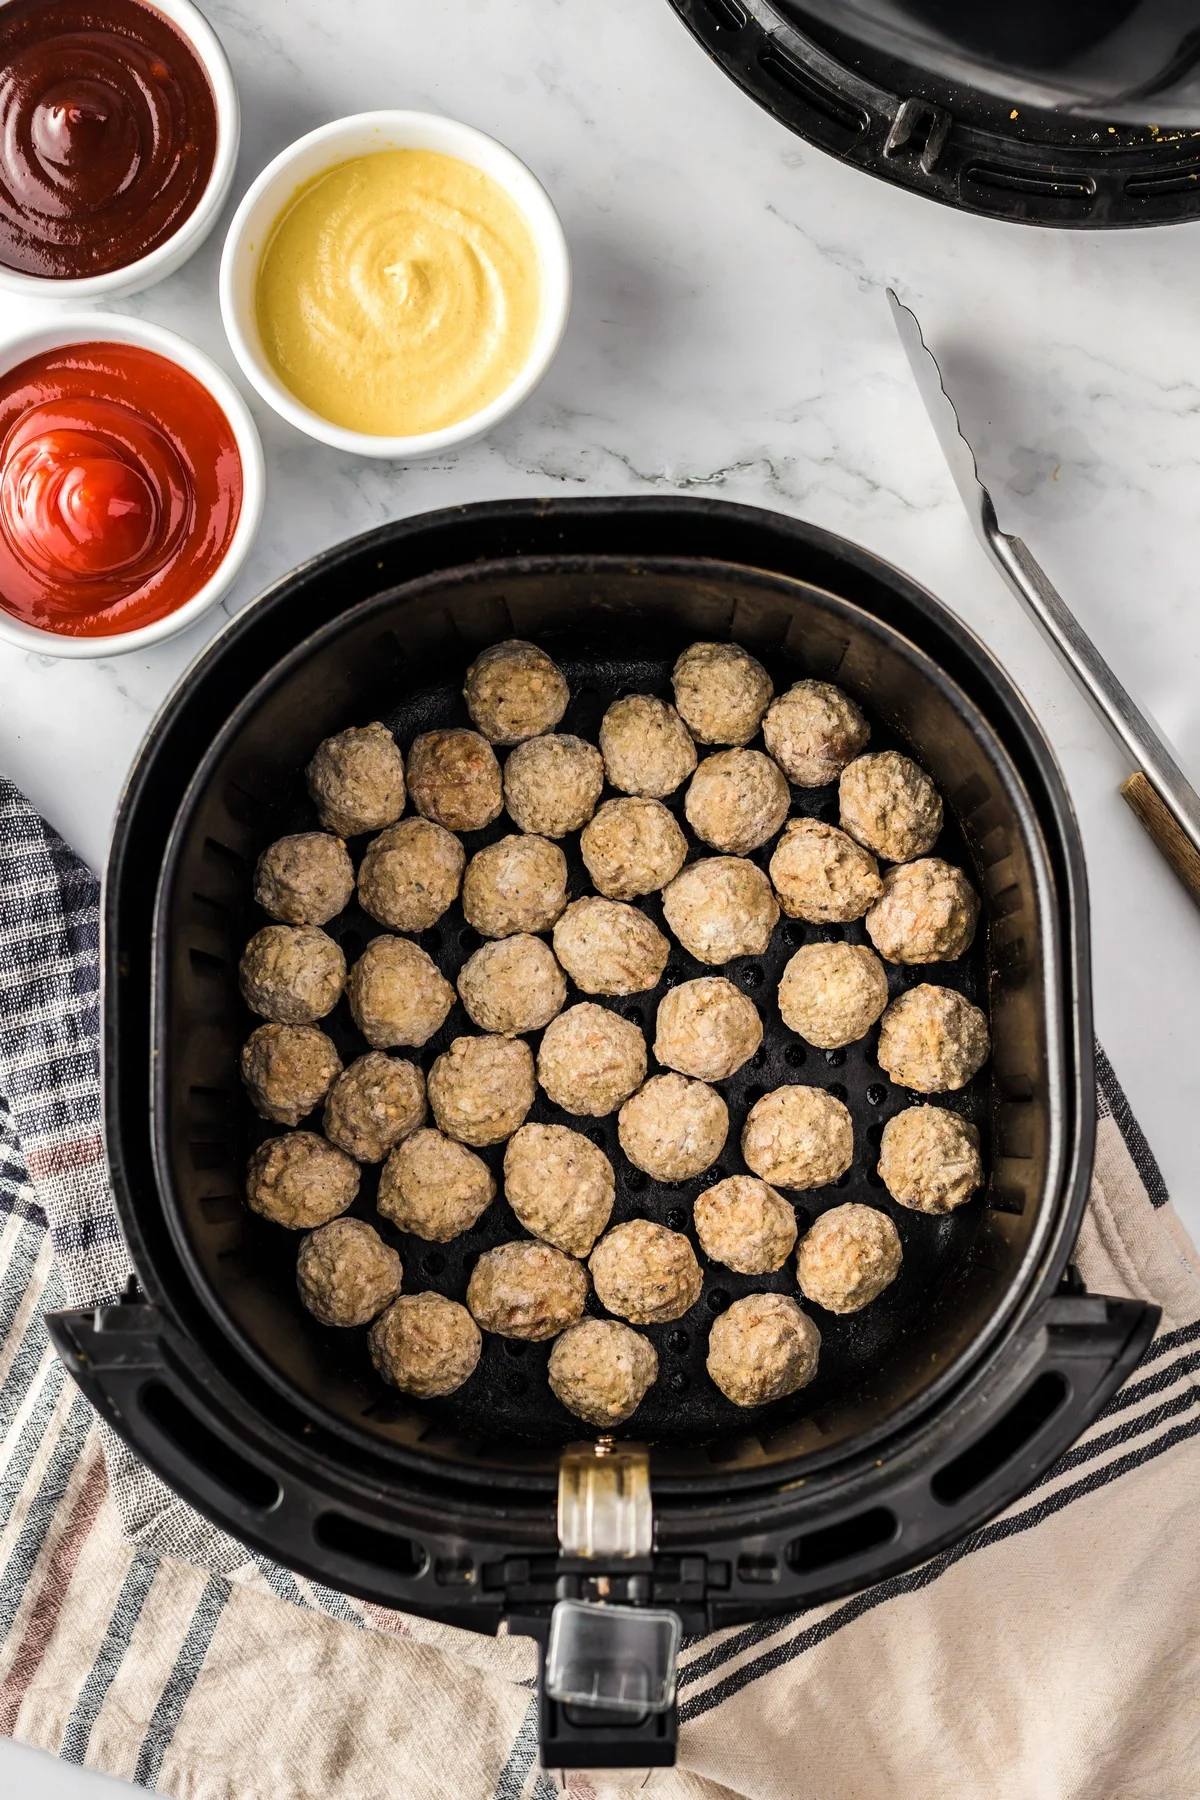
[888, 288, 1200, 910]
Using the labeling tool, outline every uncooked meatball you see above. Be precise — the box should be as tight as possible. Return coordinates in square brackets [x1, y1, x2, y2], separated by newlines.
[707, 1294, 820, 1407]
[463, 639, 570, 744]
[246, 1131, 359, 1229]
[661, 857, 780, 965]
[877, 985, 990, 1093]
[671, 642, 773, 746]
[590, 1220, 703, 1324]
[580, 797, 688, 900]
[537, 1003, 648, 1116]
[306, 722, 406, 839]
[653, 977, 762, 1082]
[296, 1218, 402, 1327]
[240, 1024, 341, 1126]
[503, 734, 604, 838]
[254, 833, 354, 925]
[427, 1034, 536, 1146]
[599, 695, 697, 798]
[769, 819, 882, 923]
[457, 935, 567, 1035]
[548, 1320, 658, 1426]
[407, 729, 503, 833]
[240, 926, 346, 1025]
[357, 818, 465, 933]
[370, 1292, 481, 1397]
[378, 1127, 495, 1240]
[684, 750, 790, 856]
[552, 898, 669, 996]
[866, 859, 979, 964]
[467, 1240, 588, 1340]
[461, 834, 569, 938]
[693, 1175, 797, 1275]
[504, 1123, 615, 1257]
[839, 751, 942, 863]
[797, 1203, 902, 1314]
[323, 1052, 425, 1162]
[742, 1086, 854, 1190]
[778, 942, 889, 1049]
[878, 1105, 982, 1214]
[347, 936, 455, 1048]
[618, 1073, 728, 1181]
[762, 681, 870, 787]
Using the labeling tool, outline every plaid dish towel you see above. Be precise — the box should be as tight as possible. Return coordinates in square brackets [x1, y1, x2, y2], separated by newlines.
[2, 772, 1199, 1799]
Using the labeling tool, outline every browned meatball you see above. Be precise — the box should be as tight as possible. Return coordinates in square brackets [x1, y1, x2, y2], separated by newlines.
[254, 833, 354, 925]
[661, 857, 779, 965]
[504, 1123, 615, 1257]
[796, 1204, 902, 1314]
[707, 1294, 820, 1406]
[537, 1003, 647, 1116]
[377, 1128, 495, 1241]
[240, 926, 346, 1025]
[552, 898, 669, 996]
[579, 797, 688, 900]
[357, 819, 465, 933]
[769, 819, 883, 923]
[878, 1105, 982, 1214]
[427, 1035, 536, 1146]
[323, 1052, 425, 1162]
[408, 729, 503, 832]
[672, 642, 773, 746]
[877, 985, 990, 1093]
[549, 1320, 658, 1426]
[240, 1024, 341, 1126]
[618, 1073, 728, 1181]
[503, 734, 604, 838]
[463, 640, 570, 744]
[347, 936, 455, 1048]
[461, 834, 569, 938]
[457, 934, 567, 1035]
[590, 1220, 703, 1324]
[763, 681, 869, 787]
[693, 1175, 797, 1274]
[684, 750, 790, 856]
[370, 1292, 481, 1397]
[599, 695, 697, 798]
[467, 1240, 588, 1340]
[777, 942, 890, 1049]
[246, 1132, 359, 1229]
[866, 859, 979, 964]
[306, 722, 406, 839]
[839, 751, 942, 863]
[742, 1086, 854, 1190]
[653, 977, 762, 1082]
[296, 1218, 402, 1326]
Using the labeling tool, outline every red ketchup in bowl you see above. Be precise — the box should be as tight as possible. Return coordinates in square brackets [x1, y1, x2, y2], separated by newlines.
[0, 341, 242, 637]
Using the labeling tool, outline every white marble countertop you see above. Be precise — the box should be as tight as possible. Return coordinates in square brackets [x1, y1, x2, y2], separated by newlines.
[2, 0, 1199, 1789]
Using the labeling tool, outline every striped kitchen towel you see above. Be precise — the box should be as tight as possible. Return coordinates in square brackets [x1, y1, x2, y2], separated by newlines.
[2, 773, 1199, 1799]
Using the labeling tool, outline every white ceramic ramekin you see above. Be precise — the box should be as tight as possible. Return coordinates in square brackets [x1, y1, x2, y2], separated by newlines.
[0, 314, 264, 659]
[0, 0, 240, 302]
[219, 110, 571, 460]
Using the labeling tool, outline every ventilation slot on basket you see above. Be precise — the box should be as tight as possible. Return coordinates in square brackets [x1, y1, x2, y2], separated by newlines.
[757, 44, 868, 146]
[700, 0, 746, 27]
[315, 1513, 427, 1577]
[140, 1381, 281, 1510]
[961, 164, 1096, 219]
[1126, 167, 1200, 199]
[787, 1506, 896, 1573]
[932, 1372, 1068, 1506]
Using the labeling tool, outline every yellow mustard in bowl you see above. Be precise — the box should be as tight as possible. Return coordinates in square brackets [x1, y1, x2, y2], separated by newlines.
[255, 149, 543, 438]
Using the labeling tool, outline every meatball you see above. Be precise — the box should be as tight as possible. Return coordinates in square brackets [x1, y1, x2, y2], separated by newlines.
[537, 1003, 648, 1116]
[239, 925, 346, 1025]
[707, 1294, 820, 1407]
[618, 1073, 728, 1181]
[549, 1320, 658, 1427]
[839, 751, 943, 863]
[877, 985, 990, 1093]
[878, 1105, 983, 1214]
[796, 1203, 902, 1314]
[552, 898, 669, 996]
[742, 1086, 854, 1190]
[378, 1127, 495, 1241]
[503, 734, 604, 838]
[653, 977, 762, 1082]
[323, 1052, 425, 1162]
[590, 1220, 703, 1324]
[427, 1035, 536, 1146]
[463, 639, 569, 744]
[671, 641, 773, 746]
[296, 1218, 402, 1327]
[777, 942, 889, 1049]
[769, 819, 883, 923]
[661, 857, 780, 965]
[762, 681, 869, 787]
[407, 729, 503, 833]
[357, 818, 465, 933]
[579, 797, 687, 901]
[466, 1240, 588, 1340]
[347, 936, 455, 1048]
[245, 1131, 359, 1229]
[457, 934, 567, 1035]
[240, 1023, 341, 1126]
[254, 833, 354, 926]
[866, 859, 980, 964]
[306, 722, 406, 839]
[461, 834, 569, 938]
[370, 1292, 481, 1398]
[599, 695, 697, 798]
[693, 1175, 797, 1275]
[504, 1123, 615, 1257]
[684, 750, 790, 856]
